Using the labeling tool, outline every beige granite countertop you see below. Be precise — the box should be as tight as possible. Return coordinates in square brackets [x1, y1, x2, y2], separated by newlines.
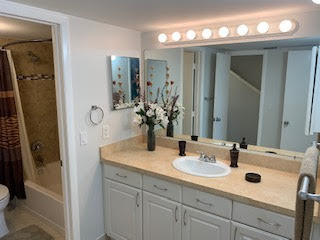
[100, 138, 320, 222]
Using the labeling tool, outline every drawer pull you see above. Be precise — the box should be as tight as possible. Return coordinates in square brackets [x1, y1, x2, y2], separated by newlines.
[153, 184, 168, 191]
[175, 206, 178, 222]
[136, 192, 140, 207]
[257, 217, 281, 228]
[196, 198, 213, 207]
[116, 173, 127, 178]
[183, 210, 187, 226]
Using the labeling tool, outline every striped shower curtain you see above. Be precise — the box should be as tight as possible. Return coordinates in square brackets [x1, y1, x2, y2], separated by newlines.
[0, 50, 26, 199]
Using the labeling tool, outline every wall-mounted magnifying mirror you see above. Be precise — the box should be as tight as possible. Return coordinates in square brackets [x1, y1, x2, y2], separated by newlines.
[144, 39, 320, 158]
[109, 56, 140, 110]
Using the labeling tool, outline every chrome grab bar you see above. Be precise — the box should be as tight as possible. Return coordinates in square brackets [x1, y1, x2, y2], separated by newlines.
[298, 176, 320, 203]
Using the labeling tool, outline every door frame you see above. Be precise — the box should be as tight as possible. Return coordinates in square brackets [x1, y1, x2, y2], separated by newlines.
[0, 1, 79, 239]
[229, 50, 267, 145]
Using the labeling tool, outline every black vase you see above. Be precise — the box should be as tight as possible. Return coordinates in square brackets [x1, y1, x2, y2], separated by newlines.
[166, 120, 174, 137]
[147, 124, 156, 151]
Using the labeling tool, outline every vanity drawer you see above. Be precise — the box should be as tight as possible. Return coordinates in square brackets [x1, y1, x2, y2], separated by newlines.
[233, 202, 294, 239]
[182, 186, 232, 219]
[103, 164, 142, 188]
[143, 175, 181, 202]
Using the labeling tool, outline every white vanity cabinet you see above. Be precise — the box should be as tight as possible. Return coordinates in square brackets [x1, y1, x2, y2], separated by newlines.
[231, 222, 289, 240]
[103, 163, 296, 240]
[104, 179, 142, 240]
[143, 192, 181, 240]
[182, 206, 231, 240]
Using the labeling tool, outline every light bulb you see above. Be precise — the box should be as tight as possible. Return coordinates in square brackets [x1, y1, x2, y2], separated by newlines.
[158, 33, 167, 43]
[186, 30, 196, 40]
[218, 26, 229, 38]
[257, 21, 269, 34]
[279, 20, 293, 33]
[202, 28, 212, 39]
[111, 55, 116, 61]
[237, 24, 249, 36]
[172, 32, 181, 41]
[312, 0, 320, 4]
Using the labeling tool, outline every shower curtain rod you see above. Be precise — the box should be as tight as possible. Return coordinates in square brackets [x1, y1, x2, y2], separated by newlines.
[1, 38, 52, 49]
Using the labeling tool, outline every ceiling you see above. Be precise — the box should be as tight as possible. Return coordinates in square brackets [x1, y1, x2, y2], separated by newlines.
[0, 15, 51, 39]
[7, 0, 320, 32]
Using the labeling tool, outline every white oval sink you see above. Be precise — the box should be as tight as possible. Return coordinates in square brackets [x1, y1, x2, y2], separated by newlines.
[172, 156, 231, 178]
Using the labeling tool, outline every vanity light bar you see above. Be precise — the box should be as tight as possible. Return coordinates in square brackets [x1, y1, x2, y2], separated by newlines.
[157, 19, 297, 44]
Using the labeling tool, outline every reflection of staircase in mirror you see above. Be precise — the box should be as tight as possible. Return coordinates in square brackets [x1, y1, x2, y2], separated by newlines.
[227, 70, 260, 146]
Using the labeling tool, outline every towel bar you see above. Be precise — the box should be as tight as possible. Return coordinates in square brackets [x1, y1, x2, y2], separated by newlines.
[298, 176, 320, 203]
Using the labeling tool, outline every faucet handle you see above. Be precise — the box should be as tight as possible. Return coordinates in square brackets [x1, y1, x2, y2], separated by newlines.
[208, 155, 216, 163]
[196, 151, 206, 160]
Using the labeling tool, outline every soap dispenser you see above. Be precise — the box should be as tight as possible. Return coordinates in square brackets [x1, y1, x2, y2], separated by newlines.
[230, 144, 239, 168]
[240, 137, 247, 149]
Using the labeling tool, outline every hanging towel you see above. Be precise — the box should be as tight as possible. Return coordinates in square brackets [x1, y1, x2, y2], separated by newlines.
[295, 145, 319, 240]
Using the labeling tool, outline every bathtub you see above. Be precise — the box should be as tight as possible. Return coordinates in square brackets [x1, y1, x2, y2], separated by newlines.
[22, 161, 64, 229]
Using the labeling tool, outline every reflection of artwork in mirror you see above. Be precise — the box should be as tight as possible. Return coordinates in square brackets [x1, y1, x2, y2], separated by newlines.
[146, 59, 167, 102]
[144, 45, 320, 157]
[110, 56, 140, 110]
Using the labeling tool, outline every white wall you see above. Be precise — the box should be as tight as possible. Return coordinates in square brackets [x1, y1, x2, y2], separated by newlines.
[68, 16, 141, 240]
[258, 50, 287, 148]
[227, 71, 260, 145]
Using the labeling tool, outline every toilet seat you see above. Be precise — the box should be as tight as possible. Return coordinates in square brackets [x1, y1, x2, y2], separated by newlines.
[0, 185, 9, 201]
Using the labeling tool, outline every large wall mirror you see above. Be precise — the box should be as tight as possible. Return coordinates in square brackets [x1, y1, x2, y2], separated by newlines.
[144, 40, 319, 157]
[109, 56, 140, 110]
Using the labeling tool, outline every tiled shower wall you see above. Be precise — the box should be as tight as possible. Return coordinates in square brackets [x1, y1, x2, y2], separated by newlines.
[0, 38, 60, 165]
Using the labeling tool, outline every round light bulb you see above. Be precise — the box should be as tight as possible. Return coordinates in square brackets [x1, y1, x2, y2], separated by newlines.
[312, 0, 320, 4]
[158, 33, 167, 43]
[237, 24, 249, 36]
[172, 32, 181, 41]
[218, 26, 229, 38]
[279, 20, 293, 33]
[111, 55, 116, 61]
[186, 30, 196, 40]
[257, 21, 270, 34]
[202, 28, 212, 39]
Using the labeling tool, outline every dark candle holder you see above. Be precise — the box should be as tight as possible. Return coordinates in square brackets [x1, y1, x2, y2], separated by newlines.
[178, 141, 186, 156]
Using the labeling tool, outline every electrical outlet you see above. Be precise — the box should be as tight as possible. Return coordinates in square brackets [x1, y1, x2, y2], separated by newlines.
[102, 124, 110, 139]
[80, 131, 88, 145]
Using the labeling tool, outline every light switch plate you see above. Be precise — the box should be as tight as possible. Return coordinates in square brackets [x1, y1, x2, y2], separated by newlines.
[80, 131, 88, 145]
[102, 124, 110, 139]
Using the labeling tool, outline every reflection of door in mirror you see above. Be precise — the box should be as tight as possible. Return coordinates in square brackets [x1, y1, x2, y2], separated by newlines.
[280, 50, 317, 152]
[212, 53, 231, 141]
[183, 51, 196, 136]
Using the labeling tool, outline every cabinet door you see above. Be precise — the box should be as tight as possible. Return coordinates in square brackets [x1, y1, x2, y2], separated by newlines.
[143, 192, 181, 240]
[182, 206, 230, 240]
[105, 179, 142, 240]
[232, 222, 288, 240]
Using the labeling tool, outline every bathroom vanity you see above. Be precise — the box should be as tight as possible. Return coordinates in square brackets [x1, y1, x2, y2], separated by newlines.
[100, 137, 320, 240]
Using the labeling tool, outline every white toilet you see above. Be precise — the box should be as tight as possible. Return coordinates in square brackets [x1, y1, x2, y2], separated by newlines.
[0, 184, 9, 238]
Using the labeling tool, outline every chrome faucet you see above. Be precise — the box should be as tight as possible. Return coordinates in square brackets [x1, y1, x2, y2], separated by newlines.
[198, 151, 216, 163]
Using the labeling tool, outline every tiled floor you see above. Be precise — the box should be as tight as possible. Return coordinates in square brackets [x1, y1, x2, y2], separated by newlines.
[4, 203, 65, 240]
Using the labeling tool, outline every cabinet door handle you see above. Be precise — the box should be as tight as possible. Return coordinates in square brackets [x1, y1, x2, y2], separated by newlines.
[116, 173, 127, 178]
[233, 226, 238, 240]
[175, 206, 178, 222]
[153, 185, 168, 191]
[257, 217, 281, 228]
[136, 192, 140, 207]
[183, 209, 187, 226]
[196, 198, 213, 207]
